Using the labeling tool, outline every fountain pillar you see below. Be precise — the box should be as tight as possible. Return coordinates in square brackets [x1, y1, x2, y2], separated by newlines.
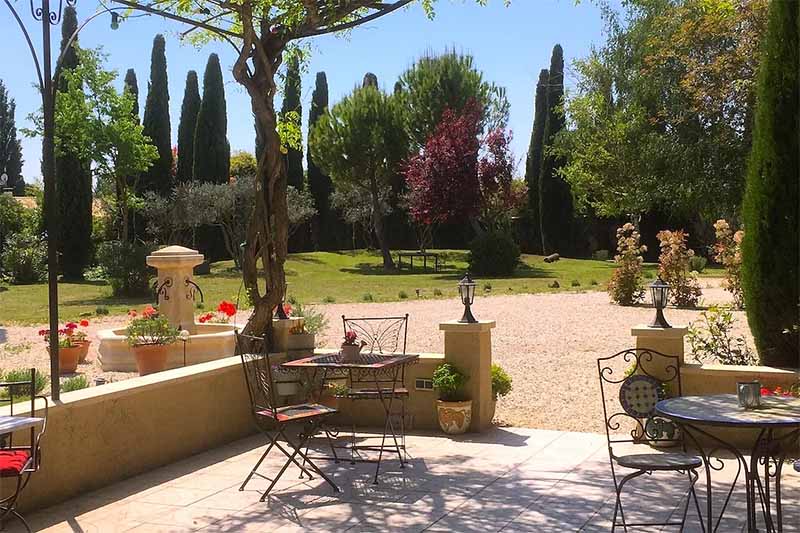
[146, 246, 205, 335]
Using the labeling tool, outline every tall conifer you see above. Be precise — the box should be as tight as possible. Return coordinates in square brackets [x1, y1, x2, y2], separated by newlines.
[307, 72, 336, 250]
[281, 56, 303, 191]
[193, 53, 230, 184]
[741, 0, 799, 367]
[539, 44, 573, 255]
[0, 81, 24, 195]
[123, 69, 139, 122]
[177, 70, 200, 182]
[524, 69, 548, 254]
[55, 6, 92, 279]
[140, 34, 173, 196]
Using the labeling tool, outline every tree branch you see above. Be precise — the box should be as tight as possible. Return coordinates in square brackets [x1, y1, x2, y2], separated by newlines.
[296, 0, 414, 38]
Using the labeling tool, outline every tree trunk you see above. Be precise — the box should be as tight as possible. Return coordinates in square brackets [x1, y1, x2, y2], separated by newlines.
[370, 184, 394, 270]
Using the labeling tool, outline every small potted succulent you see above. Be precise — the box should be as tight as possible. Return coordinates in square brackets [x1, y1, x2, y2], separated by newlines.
[341, 330, 366, 362]
[125, 305, 179, 376]
[38, 324, 83, 374]
[287, 303, 328, 352]
[490, 364, 513, 422]
[433, 363, 471, 435]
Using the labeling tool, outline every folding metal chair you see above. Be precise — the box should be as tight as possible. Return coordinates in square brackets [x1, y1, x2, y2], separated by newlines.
[0, 369, 47, 533]
[236, 332, 340, 500]
[341, 315, 409, 464]
[597, 348, 704, 531]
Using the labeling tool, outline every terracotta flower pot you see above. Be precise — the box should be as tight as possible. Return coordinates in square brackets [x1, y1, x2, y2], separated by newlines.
[75, 340, 91, 363]
[436, 400, 472, 435]
[48, 346, 80, 375]
[340, 344, 362, 362]
[132, 344, 170, 376]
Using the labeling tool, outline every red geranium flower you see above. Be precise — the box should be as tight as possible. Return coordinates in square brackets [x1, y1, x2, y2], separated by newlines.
[761, 387, 773, 396]
[65, 322, 78, 330]
[79, 319, 90, 327]
[198, 312, 214, 324]
[142, 305, 157, 318]
[38, 329, 49, 336]
[217, 301, 237, 317]
[128, 309, 138, 318]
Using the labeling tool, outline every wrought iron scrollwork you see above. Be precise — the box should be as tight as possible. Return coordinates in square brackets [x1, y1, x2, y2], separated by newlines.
[29, 0, 73, 24]
[184, 278, 204, 302]
[153, 277, 173, 303]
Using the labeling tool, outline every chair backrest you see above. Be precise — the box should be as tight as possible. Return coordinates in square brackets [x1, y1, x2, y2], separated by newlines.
[235, 332, 278, 418]
[597, 348, 682, 451]
[0, 368, 48, 468]
[342, 314, 409, 355]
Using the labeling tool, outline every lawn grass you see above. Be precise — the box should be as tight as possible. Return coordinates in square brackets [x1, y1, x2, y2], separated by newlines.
[0, 249, 724, 325]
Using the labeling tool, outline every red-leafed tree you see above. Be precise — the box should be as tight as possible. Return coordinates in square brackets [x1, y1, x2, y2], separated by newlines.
[404, 100, 514, 235]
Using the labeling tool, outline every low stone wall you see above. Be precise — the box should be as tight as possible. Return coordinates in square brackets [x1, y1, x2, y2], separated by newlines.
[4, 357, 254, 513]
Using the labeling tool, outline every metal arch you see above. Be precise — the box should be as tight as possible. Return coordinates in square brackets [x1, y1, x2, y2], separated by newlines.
[3, 0, 44, 89]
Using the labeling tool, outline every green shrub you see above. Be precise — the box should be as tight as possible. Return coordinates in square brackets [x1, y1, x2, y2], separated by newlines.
[657, 230, 702, 308]
[322, 296, 336, 303]
[196, 302, 205, 310]
[0, 369, 48, 398]
[689, 255, 708, 273]
[590, 279, 599, 286]
[468, 230, 520, 276]
[688, 305, 755, 365]
[125, 312, 179, 346]
[398, 290, 408, 299]
[61, 375, 90, 393]
[491, 364, 512, 400]
[96, 241, 154, 297]
[483, 282, 492, 292]
[433, 288, 443, 296]
[2, 231, 47, 284]
[95, 306, 110, 316]
[362, 293, 374, 302]
[548, 280, 560, 289]
[290, 302, 329, 335]
[432, 363, 468, 402]
[571, 279, 581, 287]
[608, 223, 647, 305]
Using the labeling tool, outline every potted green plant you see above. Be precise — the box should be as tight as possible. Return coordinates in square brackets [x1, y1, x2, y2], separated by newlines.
[287, 303, 328, 352]
[69, 319, 92, 363]
[490, 364, 512, 421]
[125, 305, 179, 376]
[432, 363, 471, 435]
[38, 325, 82, 374]
[320, 382, 350, 409]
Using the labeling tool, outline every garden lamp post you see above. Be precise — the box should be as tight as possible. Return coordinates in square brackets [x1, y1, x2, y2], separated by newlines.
[649, 277, 671, 328]
[457, 272, 477, 324]
[4, 0, 125, 399]
[274, 282, 289, 320]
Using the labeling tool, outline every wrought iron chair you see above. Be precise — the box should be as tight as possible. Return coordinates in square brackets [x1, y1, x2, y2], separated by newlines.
[341, 314, 409, 463]
[0, 369, 47, 533]
[597, 349, 704, 531]
[236, 332, 339, 499]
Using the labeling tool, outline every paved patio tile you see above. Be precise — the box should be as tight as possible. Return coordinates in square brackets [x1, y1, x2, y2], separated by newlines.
[12, 428, 800, 532]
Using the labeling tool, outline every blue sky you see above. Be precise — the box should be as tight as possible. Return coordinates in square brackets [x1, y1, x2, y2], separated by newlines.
[1, 0, 609, 182]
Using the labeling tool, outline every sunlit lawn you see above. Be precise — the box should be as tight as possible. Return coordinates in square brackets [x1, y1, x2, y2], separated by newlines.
[0, 249, 723, 325]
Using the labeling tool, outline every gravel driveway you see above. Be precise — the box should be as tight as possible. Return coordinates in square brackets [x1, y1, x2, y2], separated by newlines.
[0, 280, 749, 433]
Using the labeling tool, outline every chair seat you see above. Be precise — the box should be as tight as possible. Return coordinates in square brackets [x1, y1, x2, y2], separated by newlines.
[347, 387, 409, 399]
[257, 403, 337, 423]
[0, 450, 31, 477]
[616, 452, 702, 471]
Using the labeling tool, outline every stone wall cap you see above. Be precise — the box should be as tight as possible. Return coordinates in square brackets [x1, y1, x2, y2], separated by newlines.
[439, 320, 496, 332]
[631, 324, 688, 338]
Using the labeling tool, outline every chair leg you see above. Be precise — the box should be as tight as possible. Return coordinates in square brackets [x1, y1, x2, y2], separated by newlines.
[0, 476, 29, 533]
[240, 432, 279, 491]
[611, 470, 646, 532]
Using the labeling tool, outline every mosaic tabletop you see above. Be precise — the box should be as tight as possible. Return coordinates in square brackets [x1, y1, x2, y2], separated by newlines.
[656, 394, 800, 428]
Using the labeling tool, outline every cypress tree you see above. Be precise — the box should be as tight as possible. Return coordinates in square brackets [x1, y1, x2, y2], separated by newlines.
[307, 72, 336, 250]
[140, 34, 173, 196]
[524, 69, 548, 254]
[55, 6, 92, 279]
[362, 72, 378, 88]
[123, 68, 139, 122]
[741, 0, 799, 367]
[176, 70, 200, 183]
[193, 53, 230, 184]
[281, 55, 303, 190]
[0, 81, 24, 195]
[538, 44, 573, 255]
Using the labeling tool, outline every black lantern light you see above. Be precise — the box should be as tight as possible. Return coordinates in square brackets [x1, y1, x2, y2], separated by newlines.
[649, 277, 671, 328]
[457, 272, 478, 324]
[274, 282, 289, 320]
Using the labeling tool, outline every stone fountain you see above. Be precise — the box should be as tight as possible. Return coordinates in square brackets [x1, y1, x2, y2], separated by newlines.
[97, 246, 237, 372]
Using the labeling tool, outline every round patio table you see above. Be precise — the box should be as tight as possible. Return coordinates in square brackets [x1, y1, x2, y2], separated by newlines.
[656, 394, 800, 533]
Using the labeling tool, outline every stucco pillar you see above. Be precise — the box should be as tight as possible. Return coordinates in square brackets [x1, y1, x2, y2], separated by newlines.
[146, 246, 205, 334]
[439, 320, 496, 432]
[631, 324, 688, 384]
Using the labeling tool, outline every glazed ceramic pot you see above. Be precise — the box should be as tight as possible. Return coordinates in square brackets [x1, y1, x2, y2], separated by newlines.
[436, 400, 472, 435]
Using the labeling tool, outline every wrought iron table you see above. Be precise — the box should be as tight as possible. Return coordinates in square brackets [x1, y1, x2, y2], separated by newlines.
[656, 394, 800, 532]
[282, 352, 418, 483]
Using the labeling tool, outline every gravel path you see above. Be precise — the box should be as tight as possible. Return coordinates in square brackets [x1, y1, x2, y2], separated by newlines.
[0, 280, 750, 433]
